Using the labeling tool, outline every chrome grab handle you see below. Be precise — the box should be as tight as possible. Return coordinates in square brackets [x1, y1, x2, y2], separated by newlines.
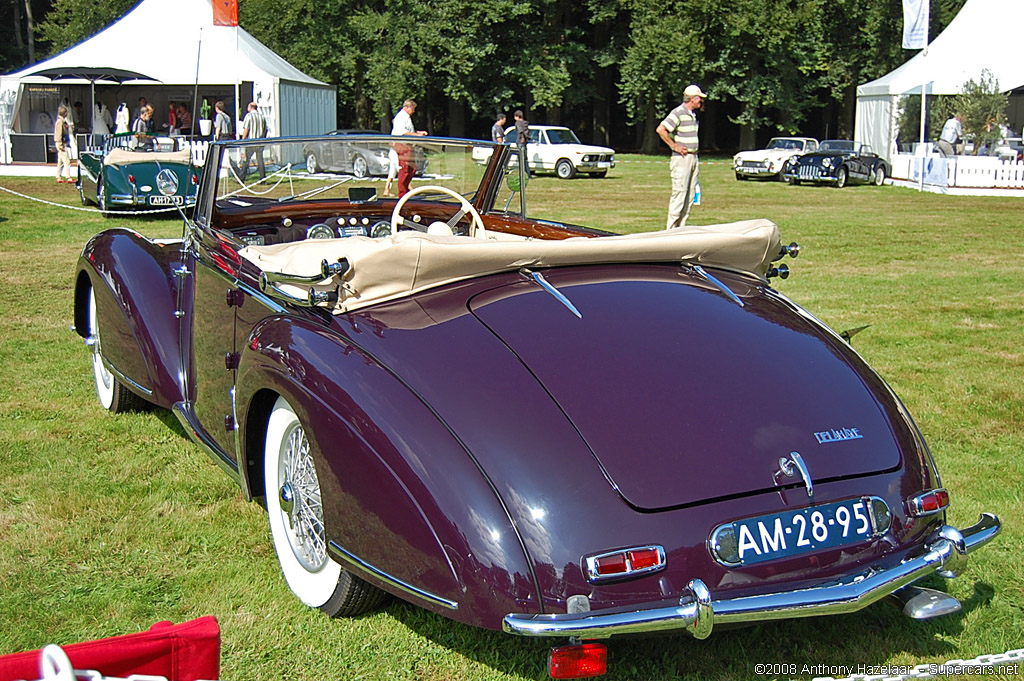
[259, 258, 349, 290]
[257, 258, 348, 307]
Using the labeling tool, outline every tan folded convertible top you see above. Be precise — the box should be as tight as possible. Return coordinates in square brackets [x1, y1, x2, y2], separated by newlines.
[239, 219, 781, 314]
[104, 148, 192, 166]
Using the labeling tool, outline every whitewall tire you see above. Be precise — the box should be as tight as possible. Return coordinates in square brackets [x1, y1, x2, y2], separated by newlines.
[263, 396, 385, 616]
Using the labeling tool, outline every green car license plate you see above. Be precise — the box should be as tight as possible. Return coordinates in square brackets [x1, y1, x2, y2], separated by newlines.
[149, 195, 184, 205]
[710, 497, 889, 567]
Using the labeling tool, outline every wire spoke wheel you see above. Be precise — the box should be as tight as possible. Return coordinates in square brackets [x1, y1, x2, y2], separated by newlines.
[264, 396, 386, 616]
[280, 423, 328, 571]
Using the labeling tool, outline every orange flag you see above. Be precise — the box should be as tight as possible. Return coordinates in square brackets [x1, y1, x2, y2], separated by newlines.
[213, 0, 238, 26]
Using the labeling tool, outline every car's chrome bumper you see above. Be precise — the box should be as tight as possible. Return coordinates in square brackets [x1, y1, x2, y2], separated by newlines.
[502, 513, 1000, 639]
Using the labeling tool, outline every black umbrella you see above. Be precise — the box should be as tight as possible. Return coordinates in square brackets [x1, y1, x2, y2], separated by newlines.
[23, 66, 160, 133]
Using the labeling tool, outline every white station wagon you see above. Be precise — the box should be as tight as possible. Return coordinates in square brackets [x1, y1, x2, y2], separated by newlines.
[733, 137, 818, 180]
[508, 125, 616, 179]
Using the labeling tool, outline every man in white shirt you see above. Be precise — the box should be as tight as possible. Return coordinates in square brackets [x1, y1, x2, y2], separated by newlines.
[390, 99, 427, 196]
[937, 113, 963, 157]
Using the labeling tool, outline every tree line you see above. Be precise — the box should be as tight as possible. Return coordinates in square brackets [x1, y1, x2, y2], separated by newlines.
[2, 0, 968, 152]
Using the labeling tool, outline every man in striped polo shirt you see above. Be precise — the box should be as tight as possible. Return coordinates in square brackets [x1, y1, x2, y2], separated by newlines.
[656, 84, 706, 229]
[234, 101, 268, 181]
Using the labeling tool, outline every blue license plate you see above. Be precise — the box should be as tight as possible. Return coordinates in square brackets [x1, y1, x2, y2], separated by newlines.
[711, 497, 886, 567]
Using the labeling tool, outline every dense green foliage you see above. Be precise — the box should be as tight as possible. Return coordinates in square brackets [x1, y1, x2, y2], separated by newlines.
[4, 0, 970, 149]
[957, 70, 1010, 153]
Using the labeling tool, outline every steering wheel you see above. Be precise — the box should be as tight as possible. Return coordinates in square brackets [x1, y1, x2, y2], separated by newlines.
[390, 185, 487, 239]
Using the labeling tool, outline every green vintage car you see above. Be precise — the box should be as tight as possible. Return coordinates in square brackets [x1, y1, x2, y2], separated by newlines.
[77, 133, 200, 214]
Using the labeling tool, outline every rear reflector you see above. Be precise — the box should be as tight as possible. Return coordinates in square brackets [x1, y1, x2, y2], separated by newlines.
[584, 545, 665, 582]
[907, 488, 950, 516]
[549, 643, 607, 678]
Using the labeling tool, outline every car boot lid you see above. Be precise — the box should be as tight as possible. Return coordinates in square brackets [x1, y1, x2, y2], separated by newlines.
[468, 265, 903, 511]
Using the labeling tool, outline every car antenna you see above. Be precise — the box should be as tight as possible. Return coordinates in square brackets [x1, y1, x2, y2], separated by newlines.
[185, 27, 203, 208]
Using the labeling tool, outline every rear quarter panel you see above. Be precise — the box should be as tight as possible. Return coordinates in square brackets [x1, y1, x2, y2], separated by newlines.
[234, 314, 539, 628]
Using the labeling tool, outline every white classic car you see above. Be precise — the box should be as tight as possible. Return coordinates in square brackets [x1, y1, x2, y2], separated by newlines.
[506, 125, 615, 179]
[733, 137, 819, 180]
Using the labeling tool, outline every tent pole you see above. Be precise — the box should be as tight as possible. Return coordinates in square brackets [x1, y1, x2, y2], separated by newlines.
[235, 25, 240, 137]
[919, 80, 926, 192]
[90, 80, 95, 148]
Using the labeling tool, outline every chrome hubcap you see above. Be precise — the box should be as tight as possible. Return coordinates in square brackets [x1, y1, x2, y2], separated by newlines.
[279, 423, 328, 571]
[279, 482, 295, 517]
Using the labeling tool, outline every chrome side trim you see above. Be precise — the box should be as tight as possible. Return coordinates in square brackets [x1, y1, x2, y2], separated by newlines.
[691, 265, 744, 307]
[502, 513, 1000, 639]
[172, 400, 242, 480]
[95, 352, 154, 396]
[328, 541, 459, 610]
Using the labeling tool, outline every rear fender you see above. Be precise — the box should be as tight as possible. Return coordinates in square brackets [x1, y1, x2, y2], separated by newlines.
[74, 229, 184, 407]
[235, 316, 538, 629]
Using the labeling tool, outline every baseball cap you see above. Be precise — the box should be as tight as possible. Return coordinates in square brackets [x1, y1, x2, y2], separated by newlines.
[684, 84, 707, 98]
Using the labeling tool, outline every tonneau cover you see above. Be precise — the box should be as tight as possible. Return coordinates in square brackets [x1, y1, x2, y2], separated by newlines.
[104, 148, 191, 166]
[239, 219, 781, 314]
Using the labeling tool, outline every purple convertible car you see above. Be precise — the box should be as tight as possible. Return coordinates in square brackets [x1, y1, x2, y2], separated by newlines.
[74, 134, 999, 677]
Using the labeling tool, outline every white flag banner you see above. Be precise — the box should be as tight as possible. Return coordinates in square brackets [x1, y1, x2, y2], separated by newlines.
[902, 0, 929, 49]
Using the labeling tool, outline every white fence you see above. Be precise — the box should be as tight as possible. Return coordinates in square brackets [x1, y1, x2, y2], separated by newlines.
[893, 153, 1024, 190]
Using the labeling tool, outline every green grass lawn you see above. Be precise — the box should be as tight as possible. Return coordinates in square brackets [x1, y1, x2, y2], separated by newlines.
[0, 160, 1022, 680]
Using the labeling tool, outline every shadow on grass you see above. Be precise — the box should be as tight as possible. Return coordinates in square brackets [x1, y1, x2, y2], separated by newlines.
[151, 406, 189, 438]
[382, 579, 996, 680]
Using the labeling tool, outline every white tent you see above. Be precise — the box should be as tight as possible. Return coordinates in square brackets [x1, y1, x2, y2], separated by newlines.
[0, 0, 335, 162]
[855, 0, 1024, 161]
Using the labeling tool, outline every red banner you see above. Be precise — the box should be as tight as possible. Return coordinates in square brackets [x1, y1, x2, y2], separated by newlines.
[213, 0, 238, 26]
[0, 617, 220, 681]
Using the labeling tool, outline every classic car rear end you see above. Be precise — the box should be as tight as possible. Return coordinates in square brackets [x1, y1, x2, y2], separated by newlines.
[73, 134, 999, 678]
[77, 132, 200, 213]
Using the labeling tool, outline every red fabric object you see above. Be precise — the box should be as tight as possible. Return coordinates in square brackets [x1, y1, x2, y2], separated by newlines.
[397, 161, 417, 197]
[0, 616, 219, 681]
[212, 0, 238, 26]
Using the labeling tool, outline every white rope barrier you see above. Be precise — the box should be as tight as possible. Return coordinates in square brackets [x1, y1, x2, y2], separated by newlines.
[0, 183, 182, 215]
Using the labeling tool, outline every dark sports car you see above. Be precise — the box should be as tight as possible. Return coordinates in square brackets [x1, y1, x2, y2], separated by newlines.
[77, 132, 200, 214]
[302, 129, 427, 179]
[782, 139, 889, 187]
[74, 134, 999, 678]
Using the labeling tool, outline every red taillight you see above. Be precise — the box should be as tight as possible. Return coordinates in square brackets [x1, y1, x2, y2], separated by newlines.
[627, 548, 661, 571]
[191, 173, 199, 184]
[128, 174, 135, 184]
[593, 553, 627, 576]
[584, 545, 665, 582]
[907, 488, 950, 516]
[549, 643, 607, 679]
